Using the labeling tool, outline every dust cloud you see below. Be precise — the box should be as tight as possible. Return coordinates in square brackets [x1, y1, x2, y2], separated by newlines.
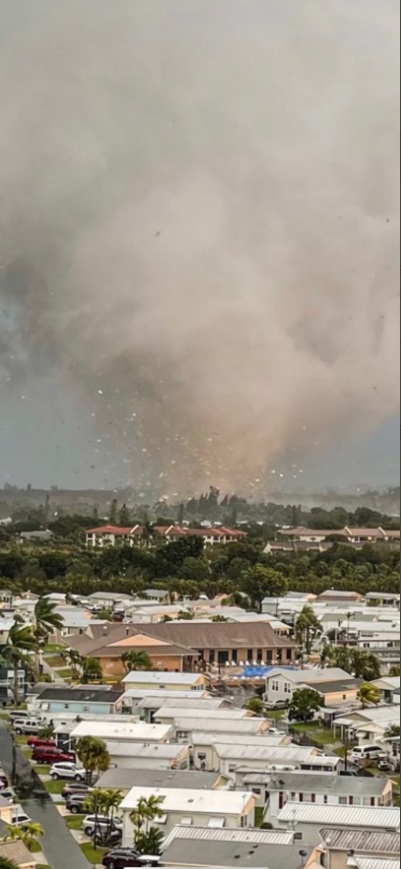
[0, 0, 399, 494]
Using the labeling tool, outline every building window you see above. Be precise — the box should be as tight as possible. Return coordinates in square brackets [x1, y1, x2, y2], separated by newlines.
[311, 794, 316, 803]
[266, 650, 273, 663]
[272, 680, 280, 692]
[232, 649, 238, 663]
[286, 648, 292, 661]
[323, 795, 328, 804]
[209, 650, 215, 664]
[339, 797, 347, 805]
[257, 649, 263, 662]
[247, 650, 254, 662]
[284, 682, 291, 694]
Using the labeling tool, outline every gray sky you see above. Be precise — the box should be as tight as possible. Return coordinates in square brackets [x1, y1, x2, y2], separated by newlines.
[0, 1, 399, 495]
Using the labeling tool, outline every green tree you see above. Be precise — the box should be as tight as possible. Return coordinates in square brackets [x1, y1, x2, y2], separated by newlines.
[63, 648, 84, 679]
[385, 725, 401, 738]
[177, 610, 194, 620]
[76, 736, 110, 785]
[119, 504, 132, 526]
[83, 787, 123, 847]
[244, 696, 265, 716]
[81, 657, 103, 683]
[134, 827, 164, 856]
[33, 597, 64, 676]
[389, 665, 400, 677]
[357, 682, 381, 708]
[6, 821, 44, 852]
[351, 649, 381, 681]
[289, 688, 323, 722]
[211, 615, 229, 622]
[0, 857, 19, 869]
[241, 565, 287, 612]
[3, 622, 37, 704]
[121, 650, 153, 673]
[130, 795, 165, 849]
[295, 606, 321, 654]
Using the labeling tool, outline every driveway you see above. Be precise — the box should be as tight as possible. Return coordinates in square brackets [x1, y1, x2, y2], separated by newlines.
[0, 722, 90, 869]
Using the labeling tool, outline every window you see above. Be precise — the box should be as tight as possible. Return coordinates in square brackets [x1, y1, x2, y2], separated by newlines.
[323, 795, 328, 805]
[247, 650, 254, 662]
[197, 753, 207, 761]
[64, 704, 69, 710]
[311, 794, 316, 803]
[266, 650, 273, 663]
[339, 797, 347, 805]
[257, 649, 263, 662]
[209, 650, 215, 664]
[232, 649, 238, 663]
[284, 682, 291, 694]
[286, 648, 293, 661]
[228, 764, 237, 773]
[272, 680, 280, 692]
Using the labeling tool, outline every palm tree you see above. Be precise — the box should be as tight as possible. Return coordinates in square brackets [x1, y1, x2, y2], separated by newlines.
[63, 648, 84, 680]
[385, 725, 401, 738]
[295, 606, 321, 654]
[357, 682, 381, 708]
[81, 657, 103, 683]
[0, 857, 19, 869]
[134, 826, 164, 856]
[351, 649, 381, 681]
[33, 598, 64, 675]
[121, 650, 153, 673]
[244, 696, 265, 716]
[130, 794, 165, 840]
[76, 736, 110, 785]
[6, 820, 44, 852]
[2, 622, 37, 704]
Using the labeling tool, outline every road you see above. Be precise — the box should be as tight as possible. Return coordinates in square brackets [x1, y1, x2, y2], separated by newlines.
[0, 722, 90, 869]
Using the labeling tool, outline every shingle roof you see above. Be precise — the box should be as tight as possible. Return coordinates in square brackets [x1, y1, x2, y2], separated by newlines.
[36, 687, 123, 703]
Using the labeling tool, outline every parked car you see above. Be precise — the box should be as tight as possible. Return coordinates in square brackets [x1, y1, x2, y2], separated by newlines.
[102, 849, 162, 868]
[351, 745, 387, 763]
[62, 782, 93, 800]
[265, 700, 289, 711]
[27, 736, 56, 748]
[67, 793, 92, 814]
[378, 757, 399, 772]
[9, 711, 31, 722]
[10, 809, 31, 827]
[13, 719, 42, 735]
[32, 746, 75, 765]
[50, 762, 87, 782]
[83, 814, 123, 837]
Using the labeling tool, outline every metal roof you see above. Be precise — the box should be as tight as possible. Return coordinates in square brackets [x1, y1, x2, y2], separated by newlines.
[155, 706, 247, 719]
[138, 697, 226, 710]
[122, 671, 204, 684]
[320, 828, 400, 854]
[215, 744, 316, 761]
[163, 827, 295, 845]
[70, 720, 172, 740]
[242, 771, 389, 796]
[96, 768, 223, 791]
[193, 732, 285, 746]
[172, 718, 267, 734]
[104, 741, 187, 758]
[354, 859, 400, 869]
[278, 802, 399, 829]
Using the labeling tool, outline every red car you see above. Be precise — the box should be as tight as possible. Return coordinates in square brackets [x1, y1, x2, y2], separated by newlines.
[32, 747, 75, 764]
[27, 737, 56, 748]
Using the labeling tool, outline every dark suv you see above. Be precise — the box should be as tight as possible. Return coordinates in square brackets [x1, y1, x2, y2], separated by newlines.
[102, 849, 162, 868]
[66, 793, 92, 814]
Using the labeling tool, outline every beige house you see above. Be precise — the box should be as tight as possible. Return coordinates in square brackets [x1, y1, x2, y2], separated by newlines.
[320, 828, 400, 869]
[120, 786, 257, 842]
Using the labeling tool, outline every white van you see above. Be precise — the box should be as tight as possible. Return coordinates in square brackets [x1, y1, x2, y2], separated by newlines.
[12, 719, 42, 735]
[352, 745, 386, 762]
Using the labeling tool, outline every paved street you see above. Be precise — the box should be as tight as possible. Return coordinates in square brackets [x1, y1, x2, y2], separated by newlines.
[0, 721, 90, 869]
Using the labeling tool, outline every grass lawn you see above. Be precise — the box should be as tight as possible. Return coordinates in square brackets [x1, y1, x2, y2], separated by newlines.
[45, 655, 66, 668]
[291, 723, 336, 745]
[15, 735, 29, 746]
[43, 779, 65, 795]
[81, 841, 106, 865]
[66, 814, 85, 831]
[255, 806, 264, 827]
[35, 764, 51, 776]
[266, 709, 286, 720]
[57, 668, 73, 679]
[335, 746, 347, 758]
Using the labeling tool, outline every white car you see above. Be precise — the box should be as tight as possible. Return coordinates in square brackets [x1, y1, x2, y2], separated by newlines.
[82, 814, 123, 837]
[50, 762, 87, 782]
[10, 809, 31, 827]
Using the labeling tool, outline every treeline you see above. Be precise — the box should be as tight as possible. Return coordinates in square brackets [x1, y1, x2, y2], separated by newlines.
[0, 533, 398, 602]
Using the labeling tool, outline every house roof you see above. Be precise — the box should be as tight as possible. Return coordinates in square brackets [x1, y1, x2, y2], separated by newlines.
[162, 826, 312, 869]
[104, 741, 188, 759]
[96, 768, 222, 790]
[214, 744, 316, 762]
[172, 718, 268, 735]
[122, 671, 204, 685]
[312, 678, 362, 695]
[0, 839, 35, 865]
[277, 803, 399, 828]
[121, 786, 255, 814]
[242, 771, 390, 796]
[267, 667, 352, 684]
[354, 859, 400, 869]
[155, 706, 247, 720]
[138, 697, 227, 710]
[70, 720, 172, 741]
[36, 686, 123, 703]
[193, 732, 285, 746]
[142, 620, 295, 650]
[320, 828, 400, 855]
